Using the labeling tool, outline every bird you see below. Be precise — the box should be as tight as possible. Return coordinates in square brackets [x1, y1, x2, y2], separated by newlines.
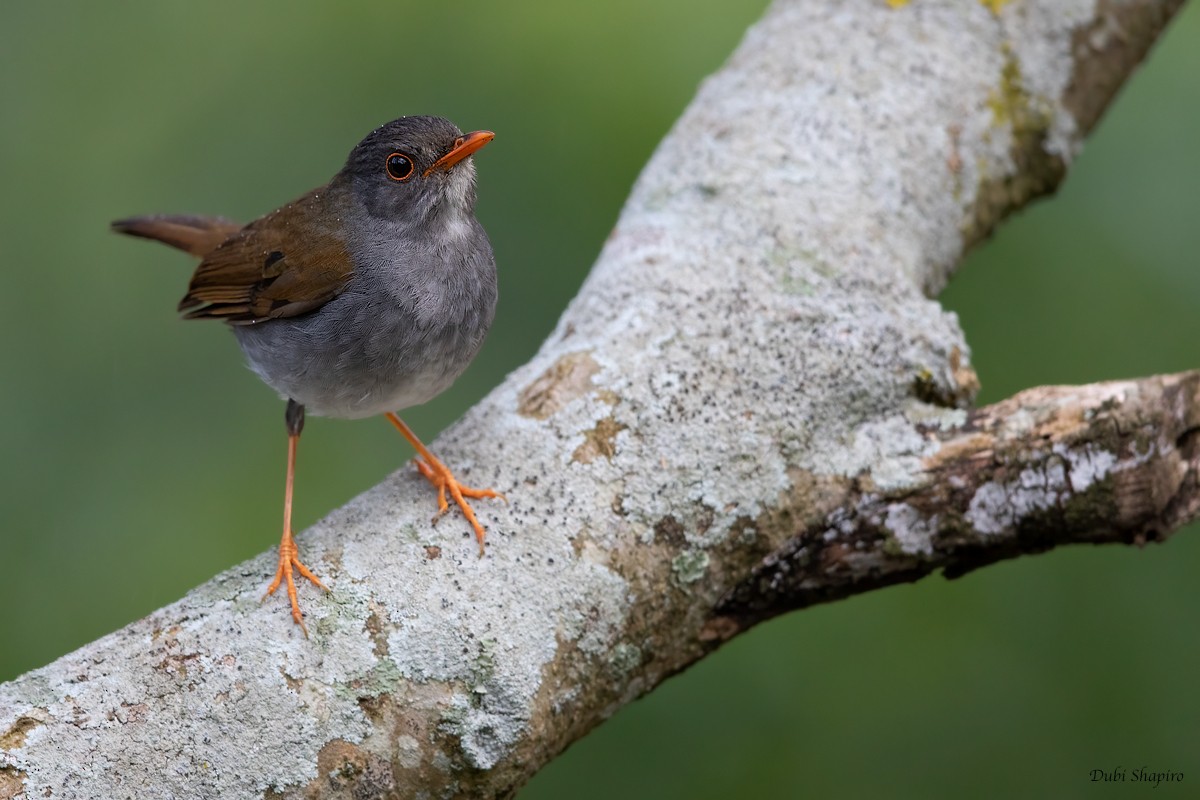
[113, 115, 501, 635]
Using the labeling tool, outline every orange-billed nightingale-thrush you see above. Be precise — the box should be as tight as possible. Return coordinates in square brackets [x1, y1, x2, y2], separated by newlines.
[113, 116, 502, 635]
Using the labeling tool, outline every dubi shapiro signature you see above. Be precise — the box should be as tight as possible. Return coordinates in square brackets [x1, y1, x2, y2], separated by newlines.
[1090, 767, 1183, 787]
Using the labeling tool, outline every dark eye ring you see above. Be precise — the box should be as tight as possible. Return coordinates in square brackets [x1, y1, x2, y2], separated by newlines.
[385, 152, 414, 181]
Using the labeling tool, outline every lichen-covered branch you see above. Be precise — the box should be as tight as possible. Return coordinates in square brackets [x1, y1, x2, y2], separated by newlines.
[0, 1, 1188, 799]
[714, 372, 1200, 635]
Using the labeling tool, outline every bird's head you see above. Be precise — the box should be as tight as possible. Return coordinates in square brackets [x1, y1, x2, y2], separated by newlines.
[342, 115, 493, 226]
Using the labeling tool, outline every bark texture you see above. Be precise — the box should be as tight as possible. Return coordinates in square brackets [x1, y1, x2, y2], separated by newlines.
[1, 0, 1191, 798]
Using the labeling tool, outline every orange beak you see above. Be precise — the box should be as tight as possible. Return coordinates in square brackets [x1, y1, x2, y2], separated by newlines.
[424, 130, 495, 176]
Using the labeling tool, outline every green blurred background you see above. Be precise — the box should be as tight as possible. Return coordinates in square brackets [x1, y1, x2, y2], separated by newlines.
[2, 1, 1197, 796]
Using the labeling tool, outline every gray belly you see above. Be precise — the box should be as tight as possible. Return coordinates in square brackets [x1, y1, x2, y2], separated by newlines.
[232, 280, 495, 419]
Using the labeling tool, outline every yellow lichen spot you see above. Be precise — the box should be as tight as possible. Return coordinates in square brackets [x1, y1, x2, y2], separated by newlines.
[986, 49, 1027, 127]
[885, 0, 910, 8]
[979, 0, 1012, 14]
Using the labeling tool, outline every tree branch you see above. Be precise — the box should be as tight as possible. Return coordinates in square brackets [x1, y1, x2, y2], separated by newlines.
[1, 1, 1189, 798]
[714, 372, 1200, 635]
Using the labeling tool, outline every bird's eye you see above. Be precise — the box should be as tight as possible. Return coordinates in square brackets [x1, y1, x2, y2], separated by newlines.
[385, 152, 414, 181]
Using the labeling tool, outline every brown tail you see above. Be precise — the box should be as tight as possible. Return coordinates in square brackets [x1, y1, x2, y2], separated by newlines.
[111, 214, 242, 258]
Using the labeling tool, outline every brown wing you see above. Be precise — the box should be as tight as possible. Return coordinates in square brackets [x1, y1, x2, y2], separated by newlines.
[178, 188, 354, 325]
[111, 214, 243, 257]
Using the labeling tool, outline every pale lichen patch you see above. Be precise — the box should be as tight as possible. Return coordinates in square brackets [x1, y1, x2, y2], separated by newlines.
[884, 503, 937, 555]
[965, 443, 1118, 536]
[437, 691, 528, 771]
[819, 414, 937, 493]
[671, 550, 710, 587]
[906, 401, 969, 431]
[395, 734, 422, 770]
[1058, 443, 1117, 492]
[606, 643, 643, 680]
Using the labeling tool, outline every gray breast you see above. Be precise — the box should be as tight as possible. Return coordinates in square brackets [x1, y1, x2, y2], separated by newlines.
[232, 218, 497, 419]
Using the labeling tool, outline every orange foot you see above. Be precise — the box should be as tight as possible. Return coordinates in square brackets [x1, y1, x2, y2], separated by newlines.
[413, 456, 505, 555]
[384, 412, 505, 555]
[262, 532, 328, 637]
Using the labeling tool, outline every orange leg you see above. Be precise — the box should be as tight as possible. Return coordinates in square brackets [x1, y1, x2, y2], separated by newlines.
[384, 412, 504, 555]
[262, 400, 328, 636]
